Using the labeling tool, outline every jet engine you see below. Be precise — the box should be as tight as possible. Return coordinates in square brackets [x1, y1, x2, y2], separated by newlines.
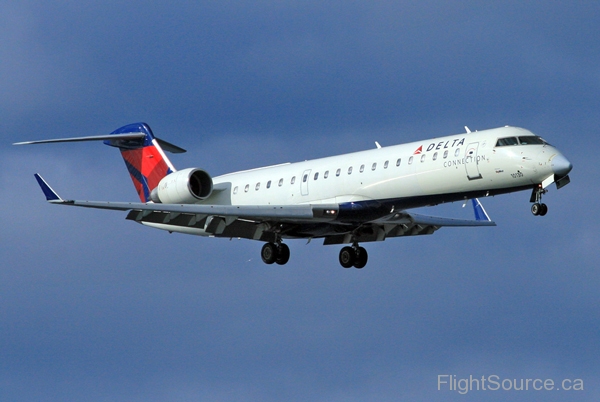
[150, 168, 213, 204]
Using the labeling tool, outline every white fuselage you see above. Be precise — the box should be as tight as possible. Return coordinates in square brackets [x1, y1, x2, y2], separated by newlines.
[210, 126, 561, 206]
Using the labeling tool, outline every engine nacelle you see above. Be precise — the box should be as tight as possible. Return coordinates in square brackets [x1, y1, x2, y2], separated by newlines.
[150, 168, 213, 204]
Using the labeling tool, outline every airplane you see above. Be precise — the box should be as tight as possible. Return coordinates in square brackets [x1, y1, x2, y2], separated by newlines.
[14, 123, 572, 268]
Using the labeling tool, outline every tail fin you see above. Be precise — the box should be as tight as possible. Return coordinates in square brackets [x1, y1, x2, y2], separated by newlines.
[14, 122, 186, 203]
[104, 123, 183, 202]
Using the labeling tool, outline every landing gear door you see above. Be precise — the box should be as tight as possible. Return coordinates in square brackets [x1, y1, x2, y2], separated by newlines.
[465, 142, 483, 180]
[301, 169, 311, 196]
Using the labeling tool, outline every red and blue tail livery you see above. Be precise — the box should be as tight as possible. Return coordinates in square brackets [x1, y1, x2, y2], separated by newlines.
[14, 122, 186, 203]
[104, 123, 177, 202]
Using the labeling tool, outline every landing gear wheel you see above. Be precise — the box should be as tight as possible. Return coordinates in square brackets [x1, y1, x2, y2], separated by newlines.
[275, 243, 290, 265]
[339, 247, 355, 268]
[353, 247, 368, 269]
[530, 185, 549, 217]
[531, 203, 549, 216]
[261, 242, 277, 264]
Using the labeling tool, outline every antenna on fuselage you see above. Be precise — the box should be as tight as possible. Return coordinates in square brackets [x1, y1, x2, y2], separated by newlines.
[464, 126, 472, 133]
[375, 141, 382, 149]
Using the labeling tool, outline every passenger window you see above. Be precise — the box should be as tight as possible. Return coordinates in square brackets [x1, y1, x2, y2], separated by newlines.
[443, 150, 448, 159]
[324, 170, 329, 179]
[278, 178, 283, 187]
[372, 163, 377, 171]
[303, 174, 308, 183]
[433, 152, 438, 161]
[314, 172, 319, 180]
[291, 176, 296, 185]
[384, 160, 389, 169]
[420, 154, 426, 162]
[233, 186, 238, 194]
[255, 182, 260, 191]
[244, 184, 249, 193]
[348, 167, 353, 175]
[336, 168, 341, 176]
[396, 158, 401, 166]
[267, 180, 271, 189]
[454, 148, 460, 157]
[408, 156, 413, 165]
[360, 164, 365, 173]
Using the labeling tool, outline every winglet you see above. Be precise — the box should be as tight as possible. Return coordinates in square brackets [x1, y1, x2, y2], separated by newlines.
[34, 174, 63, 202]
[472, 198, 492, 221]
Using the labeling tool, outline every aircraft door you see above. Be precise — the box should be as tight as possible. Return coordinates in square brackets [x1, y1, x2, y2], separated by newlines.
[301, 169, 311, 196]
[465, 142, 483, 180]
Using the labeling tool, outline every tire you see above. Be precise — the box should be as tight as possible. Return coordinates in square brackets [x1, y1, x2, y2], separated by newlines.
[540, 203, 548, 216]
[339, 246, 355, 268]
[276, 243, 290, 265]
[531, 203, 540, 216]
[353, 247, 368, 269]
[261, 243, 277, 264]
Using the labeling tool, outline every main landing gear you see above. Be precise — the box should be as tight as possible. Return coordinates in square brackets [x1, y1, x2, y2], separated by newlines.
[261, 242, 290, 265]
[339, 243, 368, 269]
[531, 185, 548, 216]
[260, 241, 369, 268]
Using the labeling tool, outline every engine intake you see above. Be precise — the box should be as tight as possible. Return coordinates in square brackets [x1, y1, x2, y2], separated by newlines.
[150, 168, 213, 204]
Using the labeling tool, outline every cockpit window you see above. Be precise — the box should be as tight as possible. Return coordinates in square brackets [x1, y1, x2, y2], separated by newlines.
[496, 135, 549, 147]
[495, 137, 519, 146]
[518, 136, 547, 145]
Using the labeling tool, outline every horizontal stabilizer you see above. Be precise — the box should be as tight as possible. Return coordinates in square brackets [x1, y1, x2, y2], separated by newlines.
[156, 138, 186, 154]
[14, 133, 146, 146]
[14, 131, 186, 154]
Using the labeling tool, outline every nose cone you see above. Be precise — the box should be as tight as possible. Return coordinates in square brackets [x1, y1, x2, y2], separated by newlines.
[552, 154, 573, 176]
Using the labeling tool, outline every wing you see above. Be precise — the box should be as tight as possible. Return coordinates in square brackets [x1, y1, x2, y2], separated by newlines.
[34, 174, 493, 243]
[322, 199, 495, 245]
[34, 173, 338, 222]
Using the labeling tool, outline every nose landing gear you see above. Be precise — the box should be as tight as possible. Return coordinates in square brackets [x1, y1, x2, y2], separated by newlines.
[530, 185, 548, 216]
[339, 243, 368, 269]
[531, 202, 548, 216]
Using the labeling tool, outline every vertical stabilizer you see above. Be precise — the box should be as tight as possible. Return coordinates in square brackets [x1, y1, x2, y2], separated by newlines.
[104, 123, 177, 202]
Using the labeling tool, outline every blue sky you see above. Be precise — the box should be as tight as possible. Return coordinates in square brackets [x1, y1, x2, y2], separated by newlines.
[1, 2, 598, 401]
